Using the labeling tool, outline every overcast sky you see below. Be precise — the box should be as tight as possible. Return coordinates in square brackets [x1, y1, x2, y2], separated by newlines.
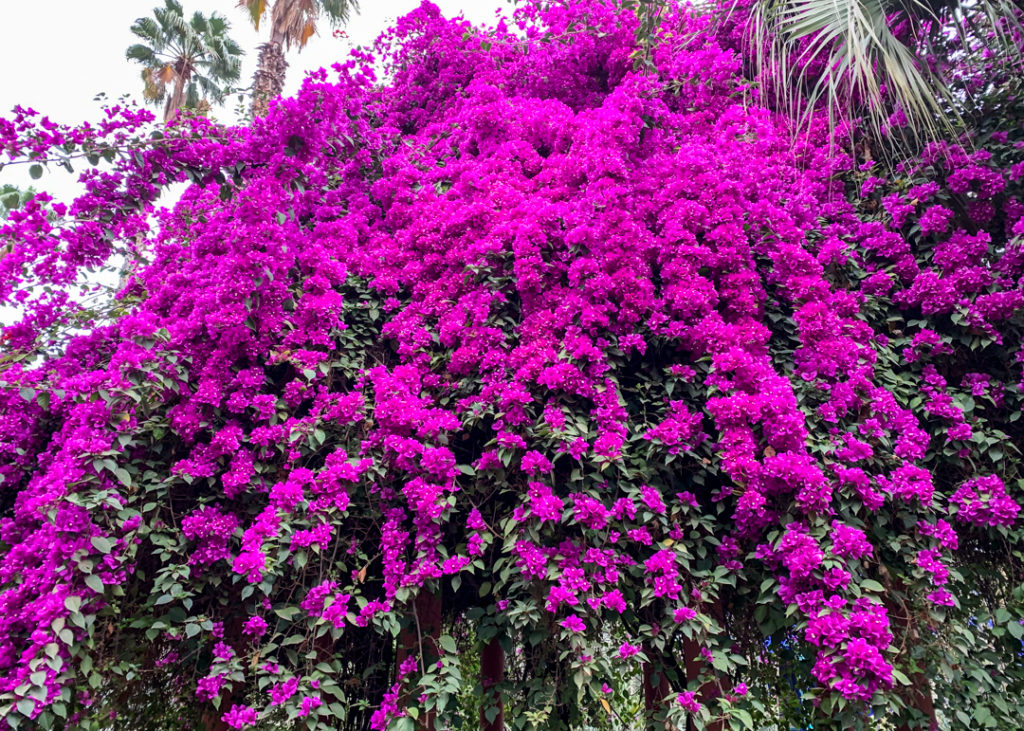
[0, 0, 506, 197]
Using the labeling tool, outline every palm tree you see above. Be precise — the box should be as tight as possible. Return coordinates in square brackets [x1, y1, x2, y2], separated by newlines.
[635, 0, 1022, 154]
[237, 0, 358, 118]
[126, 0, 244, 123]
[744, 0, 1024, 148]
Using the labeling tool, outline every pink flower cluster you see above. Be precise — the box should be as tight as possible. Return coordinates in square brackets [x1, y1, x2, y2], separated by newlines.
[950, 475, 1020, 528]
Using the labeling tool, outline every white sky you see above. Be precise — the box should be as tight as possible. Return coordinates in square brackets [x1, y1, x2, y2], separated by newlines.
[0, 0, 507, 199]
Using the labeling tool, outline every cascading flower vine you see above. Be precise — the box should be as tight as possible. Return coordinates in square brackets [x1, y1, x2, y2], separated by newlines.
[0, 1, 1021, 729]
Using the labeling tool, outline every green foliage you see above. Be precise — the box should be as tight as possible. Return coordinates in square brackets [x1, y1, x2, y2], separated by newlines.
[0, 185, 34, 219]
[126, 0, 244, 121]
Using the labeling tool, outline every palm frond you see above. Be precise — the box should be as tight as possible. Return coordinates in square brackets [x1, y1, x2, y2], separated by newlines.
[164, 11, 194, 42]
[223, 38, 245, 57]
[237, 0, 268, 31]
[742, 0, 1024, 152]
[208, 14, 229, 36]
[129, 16, 164, 45]
[751, 0, 953, 144]
[141, 68, 167, 103]
[272, 0, 314, 48]
[125, 44, 158, 63]
[190, 11, 210, 36]
[195, 75, 227, 104]
[317, 0, 358, 25]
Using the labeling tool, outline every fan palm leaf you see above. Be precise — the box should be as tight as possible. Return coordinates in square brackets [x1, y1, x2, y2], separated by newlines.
[618, 0, 1024, 155]
[743, 0, 1024, 150]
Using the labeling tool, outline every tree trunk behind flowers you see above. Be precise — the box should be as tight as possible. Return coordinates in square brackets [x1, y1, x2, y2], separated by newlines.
[681, 599, 729, 731]
[480, 636, 505, 731]
[642, 651, 675, 730]
[201, 707, 231, 731]
[886, 593, 938, 731]
[251, 40, 288, 118]
[895, 683, 938, 731]
[200, 614, 246, 731]
[396, 589, 442, 730]
[679, 636, 728, 731]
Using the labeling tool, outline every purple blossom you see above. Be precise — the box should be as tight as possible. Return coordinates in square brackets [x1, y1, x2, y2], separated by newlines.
[222, 705, 258, 729]
[677, 691, 701, 713]
[560, 615, 586, 633]
[242, 616, 268, 638]
[618, 642, 641, 658]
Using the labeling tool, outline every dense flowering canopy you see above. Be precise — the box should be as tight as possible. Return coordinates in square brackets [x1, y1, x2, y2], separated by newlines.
[0, 1, 1022, 729]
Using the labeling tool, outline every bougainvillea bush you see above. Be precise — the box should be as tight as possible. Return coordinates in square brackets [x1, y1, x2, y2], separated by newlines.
[0, 1, 1022, 729]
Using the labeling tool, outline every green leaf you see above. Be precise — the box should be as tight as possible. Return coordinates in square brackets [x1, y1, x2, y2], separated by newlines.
[730, 708, 754, 728]
[84, 574, 104, 594]
[859, 579, 885, 593]
[90, 537, 114, 555]
[16, 699, 35, 717]
[439, 635, 457, 654]
[29, 164, 43, 180]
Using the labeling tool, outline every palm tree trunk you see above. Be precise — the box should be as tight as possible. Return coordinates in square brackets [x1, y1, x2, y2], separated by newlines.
[251, 38, 288, 118]
[165, 75, 186, 123]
